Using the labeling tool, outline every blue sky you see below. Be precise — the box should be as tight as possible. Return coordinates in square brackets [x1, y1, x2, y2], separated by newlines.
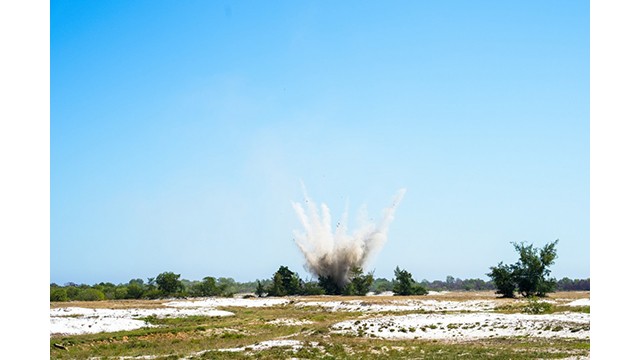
[51, 1, 589, 285]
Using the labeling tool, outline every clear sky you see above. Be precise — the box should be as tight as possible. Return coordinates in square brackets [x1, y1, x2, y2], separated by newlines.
[51, 0, 589, 285]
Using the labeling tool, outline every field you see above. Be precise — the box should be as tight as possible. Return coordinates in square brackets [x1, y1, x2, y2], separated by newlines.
[50, 291, 590, 359]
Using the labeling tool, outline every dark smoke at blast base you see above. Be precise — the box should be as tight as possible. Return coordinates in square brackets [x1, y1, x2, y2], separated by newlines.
[292, 188, 406, 288]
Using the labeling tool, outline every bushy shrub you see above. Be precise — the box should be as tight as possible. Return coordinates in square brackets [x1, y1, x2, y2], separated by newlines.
[192, 277, 225, 297]
[50, 287, 68, 302]
[301, 281, 325, 295]
[487, 262, 517, 298]
[77, 288, 106, 301]
[126, 283, 145, 299]
[143, 288, 163, 299]
[523, 297, 553, 314]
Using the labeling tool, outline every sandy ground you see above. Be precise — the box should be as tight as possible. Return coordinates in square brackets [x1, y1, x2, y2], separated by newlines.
[218, 339, 317, 352]
[50, 297, 286, 335]
[50, 306, 234, 335]
[164, 298, 289, 308]
[567, 298, 590, 307]
[332, 312, 590, 340]
[51, 292, 590, 340]
[296, 299, 497, 312]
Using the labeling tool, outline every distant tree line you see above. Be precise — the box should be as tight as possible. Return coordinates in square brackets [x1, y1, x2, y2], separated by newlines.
[50, 272, 266, 302]
[51, 265, 588, 302]
[556, 277, 590, 291]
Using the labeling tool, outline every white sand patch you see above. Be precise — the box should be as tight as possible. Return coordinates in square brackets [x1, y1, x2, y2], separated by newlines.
[332, 312, 590, 340]
[50, 306, 233, 335]
[366, 291, 395, 296]
[163, 340, 321, 359]
[266, 318, 314, 326]
[51, 297, 289, 336]
[297, 299, 496, 312]
[567, 298, 590, 307]
[218, 339, 318, 352]
[51, 316, 149, 336]
[514, 298, 558, 304]
[164, 297, 289, 308]
[427, 291, 450, 296]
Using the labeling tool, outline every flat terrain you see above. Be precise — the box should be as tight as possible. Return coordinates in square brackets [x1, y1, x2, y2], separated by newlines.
[50, 291, 590, 359]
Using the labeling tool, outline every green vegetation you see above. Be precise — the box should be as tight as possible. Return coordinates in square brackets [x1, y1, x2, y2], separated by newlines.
[495, 300, 589, 315]
[262, 265, 375, 296]
[522, 297, 554, 314]
[487, 262, 517, 298]
[254, 280, 266, 297]
[344, 267, 374, 296]
[316, 267, 374, 296]
[488, 240, 560, 298]
[392, 266, 428, 295]
[267, 266, 303, 296]
[50, 272, 268, 302]
[155, 272, 184, 296]
[556, 277, 590, 291]
[51, 256, 588, 302]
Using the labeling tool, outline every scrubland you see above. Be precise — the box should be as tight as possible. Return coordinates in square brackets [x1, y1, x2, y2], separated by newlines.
[50, 291, 589, 359]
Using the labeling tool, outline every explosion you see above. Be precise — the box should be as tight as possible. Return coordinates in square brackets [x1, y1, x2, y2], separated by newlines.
[292, 186, 406, 290]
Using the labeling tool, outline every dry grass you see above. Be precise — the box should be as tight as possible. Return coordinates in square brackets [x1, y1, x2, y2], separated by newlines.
[50, 299, 167, 309]
[297, 290, 589, 303]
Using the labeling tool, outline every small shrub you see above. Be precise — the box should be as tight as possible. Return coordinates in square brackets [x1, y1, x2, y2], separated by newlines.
[523, 297, 553, 314]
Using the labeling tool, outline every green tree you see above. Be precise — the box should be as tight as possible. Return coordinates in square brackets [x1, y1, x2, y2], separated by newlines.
[50, 287, 68, 302]
[155, 271, 184, 296]
[512, 240, 559, 297]
[487, 240, 559, 298]
[215, 277, 236, 296]
[126, 282, 145, 299]
[392, 266, 427, 296]
[255, 280, 266, 297]
[268, 272, 286, 296]
[317, 275, 343, 295]
[487, 262, 517, 298]
[124, 279, 145, 299]
[345, 267, 374, 296]
[267, 266, 302, 296]
[194, 276, 222, 297]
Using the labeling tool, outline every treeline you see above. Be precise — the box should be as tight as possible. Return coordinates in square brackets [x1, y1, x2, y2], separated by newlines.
[416, 276, 588, 292]
[50, 270, 589, 302]
[257, 266, 428, 297]
[50, 273, 264, 302]
[556, 277, 590, 291]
